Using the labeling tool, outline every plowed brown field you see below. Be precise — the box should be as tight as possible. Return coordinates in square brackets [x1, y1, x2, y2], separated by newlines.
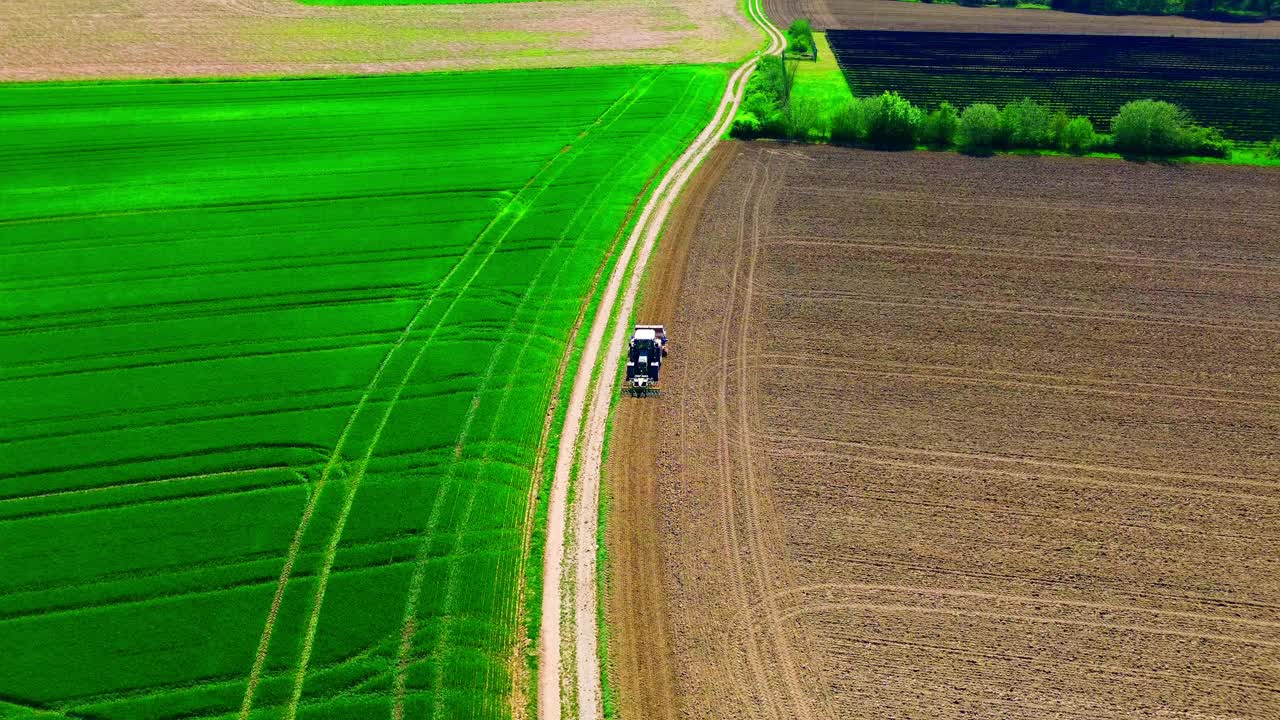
[607, 142, 1280, 720]
[1, 0, 754, 80]
[767, 0, 1280, 36]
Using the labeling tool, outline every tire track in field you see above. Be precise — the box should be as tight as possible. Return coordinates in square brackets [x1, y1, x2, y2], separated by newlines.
[762, 236, 1280, 275]
[733, 155, 834, 720]
[826, 555, 1280, 616]
[758, 353, 1280, 402]
[724, 157, 796, 719]
[2, 329, 405, 381]
[0, 531, 430, 619]
[0, 466, 291, 504]
[240, 69, 665, 719]
[59, 640, 395, 716]
[748, 584, 1280, 631]
[715, 158, 776, 717]
[826, 634, 1280, 697]
[760, 362, 1280, 408]
[770, 434, 1280, 488]
[234, 100, 608, 719]
[777, 289, 1280, 333]
[804, 489, 1273, 543]
[384, 70, 688, 717]
[0, 480, 305, 525]
[715, 587, 1280, 699]
[788, 186, 1280, 225]
[767, 444, 1280, 505]
[275, 72, 669, 720]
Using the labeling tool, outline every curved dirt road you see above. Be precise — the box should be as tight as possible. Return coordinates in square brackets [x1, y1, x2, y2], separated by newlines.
[537, 3, 786, 719]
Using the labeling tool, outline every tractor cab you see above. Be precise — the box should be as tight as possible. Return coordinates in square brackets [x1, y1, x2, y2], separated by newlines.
[625, 324, 668, 396]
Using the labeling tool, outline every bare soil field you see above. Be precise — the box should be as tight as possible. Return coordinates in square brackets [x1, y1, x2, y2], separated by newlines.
[0, 0, 755, 80]
[608, 142, 1280, 720]
[767, 0, 1280, 36]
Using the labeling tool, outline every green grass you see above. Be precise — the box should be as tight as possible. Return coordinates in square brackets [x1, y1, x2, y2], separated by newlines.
[0, 64, 727, 720]
[790, 33, 855, 133]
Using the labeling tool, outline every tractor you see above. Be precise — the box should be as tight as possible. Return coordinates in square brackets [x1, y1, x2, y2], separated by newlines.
[624, 324, 668, 397]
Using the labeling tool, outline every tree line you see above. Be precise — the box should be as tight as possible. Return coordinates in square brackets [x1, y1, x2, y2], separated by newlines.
[729, 57, 1273, 158]
[927, 0, 1278, 20]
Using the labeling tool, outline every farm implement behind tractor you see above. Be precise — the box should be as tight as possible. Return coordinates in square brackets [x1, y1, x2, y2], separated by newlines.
[624, 324, 668, 397]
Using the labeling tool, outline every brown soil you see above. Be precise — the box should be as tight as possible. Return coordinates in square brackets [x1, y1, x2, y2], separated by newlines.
[768, 0, 1280, 36]
[609, 141, 1280, 720]
[0, 0, 755, 81]
[604, 142, 737, 720]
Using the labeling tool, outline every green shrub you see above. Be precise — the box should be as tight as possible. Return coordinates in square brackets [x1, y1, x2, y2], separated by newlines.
[730, 111, 763, 139]
[751, 56, 788, 104]
[958, 103, 1002, 150]
[1183, 123, 1231, 158]
[1110, 99, 1231, 157]
[921, 102, 960, 147]
[1049, 110, 1071, 144]
[1267, 138, 1280, 159]
[731, 57, 789, 139]
[1058, 116, 1096, 153]
[864, 91, 924, 147]
[830, 98, 870, 143]
[1001, 98, 1054, 148]
[786, 19, 816, 57]
[1110, 99, 1190, 154]
[784, 96, 824, 141]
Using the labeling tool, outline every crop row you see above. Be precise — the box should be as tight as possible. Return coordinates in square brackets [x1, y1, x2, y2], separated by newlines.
[0, 65, 728, 719]
[828, 29, 1280, 139]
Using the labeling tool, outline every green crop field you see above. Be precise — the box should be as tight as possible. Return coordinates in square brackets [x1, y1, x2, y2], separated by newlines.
[0, 64, 726, 720]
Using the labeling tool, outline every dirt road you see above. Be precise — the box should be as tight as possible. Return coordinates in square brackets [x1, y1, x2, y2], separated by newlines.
[609, 142, 1280, 719]
[767, 0, 1280, 36]
[537, 5, 786, 720]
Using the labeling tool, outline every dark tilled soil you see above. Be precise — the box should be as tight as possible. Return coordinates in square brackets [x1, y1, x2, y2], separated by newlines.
[768, 0, 1280, 36]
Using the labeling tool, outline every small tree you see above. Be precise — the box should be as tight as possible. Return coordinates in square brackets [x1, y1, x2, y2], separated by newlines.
[785, 19, 816, 58]
[1059, 116, 1096, 154]
[752, 55, 788, 104]
[1183, 124, 1231, 158]
[921, 102, 960, 147]
[1267, 138, 1280, 159]
[1049, 110, 1071, 145]
[830, 98, 870, 143]
[1001, 98, 1054, 149]
[958, 103, 1002, 151]
[1110, 99, 1192, 155]
[730, 111, 763, 139]
[784, 96, 824, 141]
[864, 91, 923, 147]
